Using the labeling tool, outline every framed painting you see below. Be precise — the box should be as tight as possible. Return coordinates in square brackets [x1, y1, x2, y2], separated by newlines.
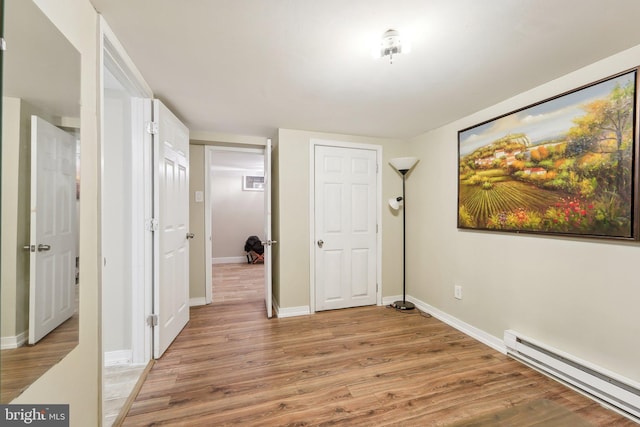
[458, 69, 639, 240]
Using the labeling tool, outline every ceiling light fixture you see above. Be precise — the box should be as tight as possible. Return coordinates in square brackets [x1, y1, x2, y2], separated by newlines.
[380, 28, 403, 64]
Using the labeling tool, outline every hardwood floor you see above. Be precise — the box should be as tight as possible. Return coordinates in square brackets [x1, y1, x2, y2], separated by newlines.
[0, 284, 79, 403]
[122, 264, 634, 426]
[212, 262, 264, 303]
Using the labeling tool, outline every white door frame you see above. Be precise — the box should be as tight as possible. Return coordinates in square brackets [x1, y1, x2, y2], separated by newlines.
[308, 139, 383, 313]
[99, 17, 154, 365]
[204, 145, 266, 304]
[263, 138, 273, 318]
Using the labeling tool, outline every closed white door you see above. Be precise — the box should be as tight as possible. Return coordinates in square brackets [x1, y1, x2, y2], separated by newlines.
[314, 145, 377, 311]
[29, 116, 77, 344]
[153, 100, 190, 358]
[263, 139, 274, 318]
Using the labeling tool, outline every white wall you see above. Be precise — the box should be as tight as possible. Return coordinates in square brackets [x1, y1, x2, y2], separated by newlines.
[211, 171, 264, 260]
[102, 83, 133, 355]
[408, 45, 640, 384]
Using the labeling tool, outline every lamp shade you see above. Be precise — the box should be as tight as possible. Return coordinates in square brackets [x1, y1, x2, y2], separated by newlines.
[389, 157, 419, 172]
[388, 196, 403, 210]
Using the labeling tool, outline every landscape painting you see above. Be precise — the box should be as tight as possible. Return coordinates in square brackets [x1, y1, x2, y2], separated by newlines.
[458, 70, 638, 239]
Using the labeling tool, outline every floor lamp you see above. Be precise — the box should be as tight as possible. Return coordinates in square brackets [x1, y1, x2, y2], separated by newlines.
[389, 157, 419, 310]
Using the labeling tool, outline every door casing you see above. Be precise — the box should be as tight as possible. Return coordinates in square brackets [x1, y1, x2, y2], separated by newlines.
[309, 139, 383, 313]
[204, 144, 272, 314]
[99, 17, 154, 366]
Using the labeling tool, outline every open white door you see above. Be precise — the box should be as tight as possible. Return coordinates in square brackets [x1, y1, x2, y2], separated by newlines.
[28, 116, 77, 344]
[263, 139, 274, 318]
[153, 100, 190, 358]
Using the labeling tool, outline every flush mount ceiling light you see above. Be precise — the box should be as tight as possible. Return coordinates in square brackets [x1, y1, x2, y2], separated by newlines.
[380, 28, 403, 64]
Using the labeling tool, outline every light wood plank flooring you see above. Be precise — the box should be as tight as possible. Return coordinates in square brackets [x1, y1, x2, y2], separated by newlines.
[122, 264, 634, 426]
[1, 284, 79, 403]
[212, 262, 264, 302]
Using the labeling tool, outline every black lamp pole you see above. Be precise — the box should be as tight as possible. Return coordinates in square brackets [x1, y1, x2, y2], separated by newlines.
[394, 168, 415, 310]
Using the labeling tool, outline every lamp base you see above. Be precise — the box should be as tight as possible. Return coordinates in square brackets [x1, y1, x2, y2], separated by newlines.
[392, 300, 415, 310]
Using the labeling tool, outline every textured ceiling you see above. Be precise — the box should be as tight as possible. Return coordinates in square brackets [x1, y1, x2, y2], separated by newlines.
[89, 0, 640, 139]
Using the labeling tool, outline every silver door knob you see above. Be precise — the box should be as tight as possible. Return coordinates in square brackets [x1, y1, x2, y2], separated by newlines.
[37, 244, 51, 252]
[317, 239, 324, 248]
[186, 233, 195, 239]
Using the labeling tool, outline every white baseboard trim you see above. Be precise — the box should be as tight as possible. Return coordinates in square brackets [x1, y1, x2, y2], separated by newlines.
[212, 256, 247, 265]
[405, 295, 506, 354]
[272, 292, 504, 355]
[190, 297, 207, 307]
[273, 297, 310, 318]
[1, 331, 28, 350]
[276, 305, 311, 318]
[382, 295, 402, 306]
[272, 293, 502, 352]
[104, 350, 133, 366]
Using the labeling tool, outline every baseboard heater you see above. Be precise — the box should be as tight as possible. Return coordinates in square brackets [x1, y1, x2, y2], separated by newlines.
[504, 330, 640, 422]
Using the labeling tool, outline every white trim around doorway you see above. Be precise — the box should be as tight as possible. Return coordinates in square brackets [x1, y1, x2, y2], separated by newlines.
[99, 16, 154, 366]
[308, 139, 383, 314]
[204, 145, 266, 304]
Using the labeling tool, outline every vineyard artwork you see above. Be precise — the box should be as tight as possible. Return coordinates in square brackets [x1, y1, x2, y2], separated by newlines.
[458, 70, 638, 239]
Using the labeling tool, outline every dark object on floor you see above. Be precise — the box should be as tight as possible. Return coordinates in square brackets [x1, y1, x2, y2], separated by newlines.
[244, 235, 264, 264]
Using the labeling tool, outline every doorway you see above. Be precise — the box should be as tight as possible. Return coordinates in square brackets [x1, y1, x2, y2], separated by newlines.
[309, 139, 383, 313]
[100, 23, 155, 426]
[100, 21, 192, 427]
[207, 147, 266, 304]
[101, 58, 151, 427]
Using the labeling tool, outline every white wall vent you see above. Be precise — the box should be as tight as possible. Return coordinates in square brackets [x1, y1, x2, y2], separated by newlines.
[504, 330, 640, 423]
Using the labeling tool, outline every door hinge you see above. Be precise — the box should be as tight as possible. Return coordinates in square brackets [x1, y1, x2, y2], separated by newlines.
[0, 38, 6, 51]
[376, 223, 379, 233]
[146, 121, 158, 135]
[147, 314, 159, 327]
[146, 218, 159, 232]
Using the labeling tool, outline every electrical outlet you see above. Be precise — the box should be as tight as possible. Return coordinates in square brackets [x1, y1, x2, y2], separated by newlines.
[454, 285, 463, 300]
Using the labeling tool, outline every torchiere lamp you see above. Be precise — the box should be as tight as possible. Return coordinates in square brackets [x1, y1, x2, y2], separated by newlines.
[388, 157, 419, 310]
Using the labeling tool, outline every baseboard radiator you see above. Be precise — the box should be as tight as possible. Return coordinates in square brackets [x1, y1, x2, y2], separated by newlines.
[504, 330, 640, 422]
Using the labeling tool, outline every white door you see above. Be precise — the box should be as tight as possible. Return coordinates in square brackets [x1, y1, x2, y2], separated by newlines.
[263, 139, 274, 318]
[314, 145, 377, 311]
[153, 100, 190, 358]
[29, 116, 77, 344]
